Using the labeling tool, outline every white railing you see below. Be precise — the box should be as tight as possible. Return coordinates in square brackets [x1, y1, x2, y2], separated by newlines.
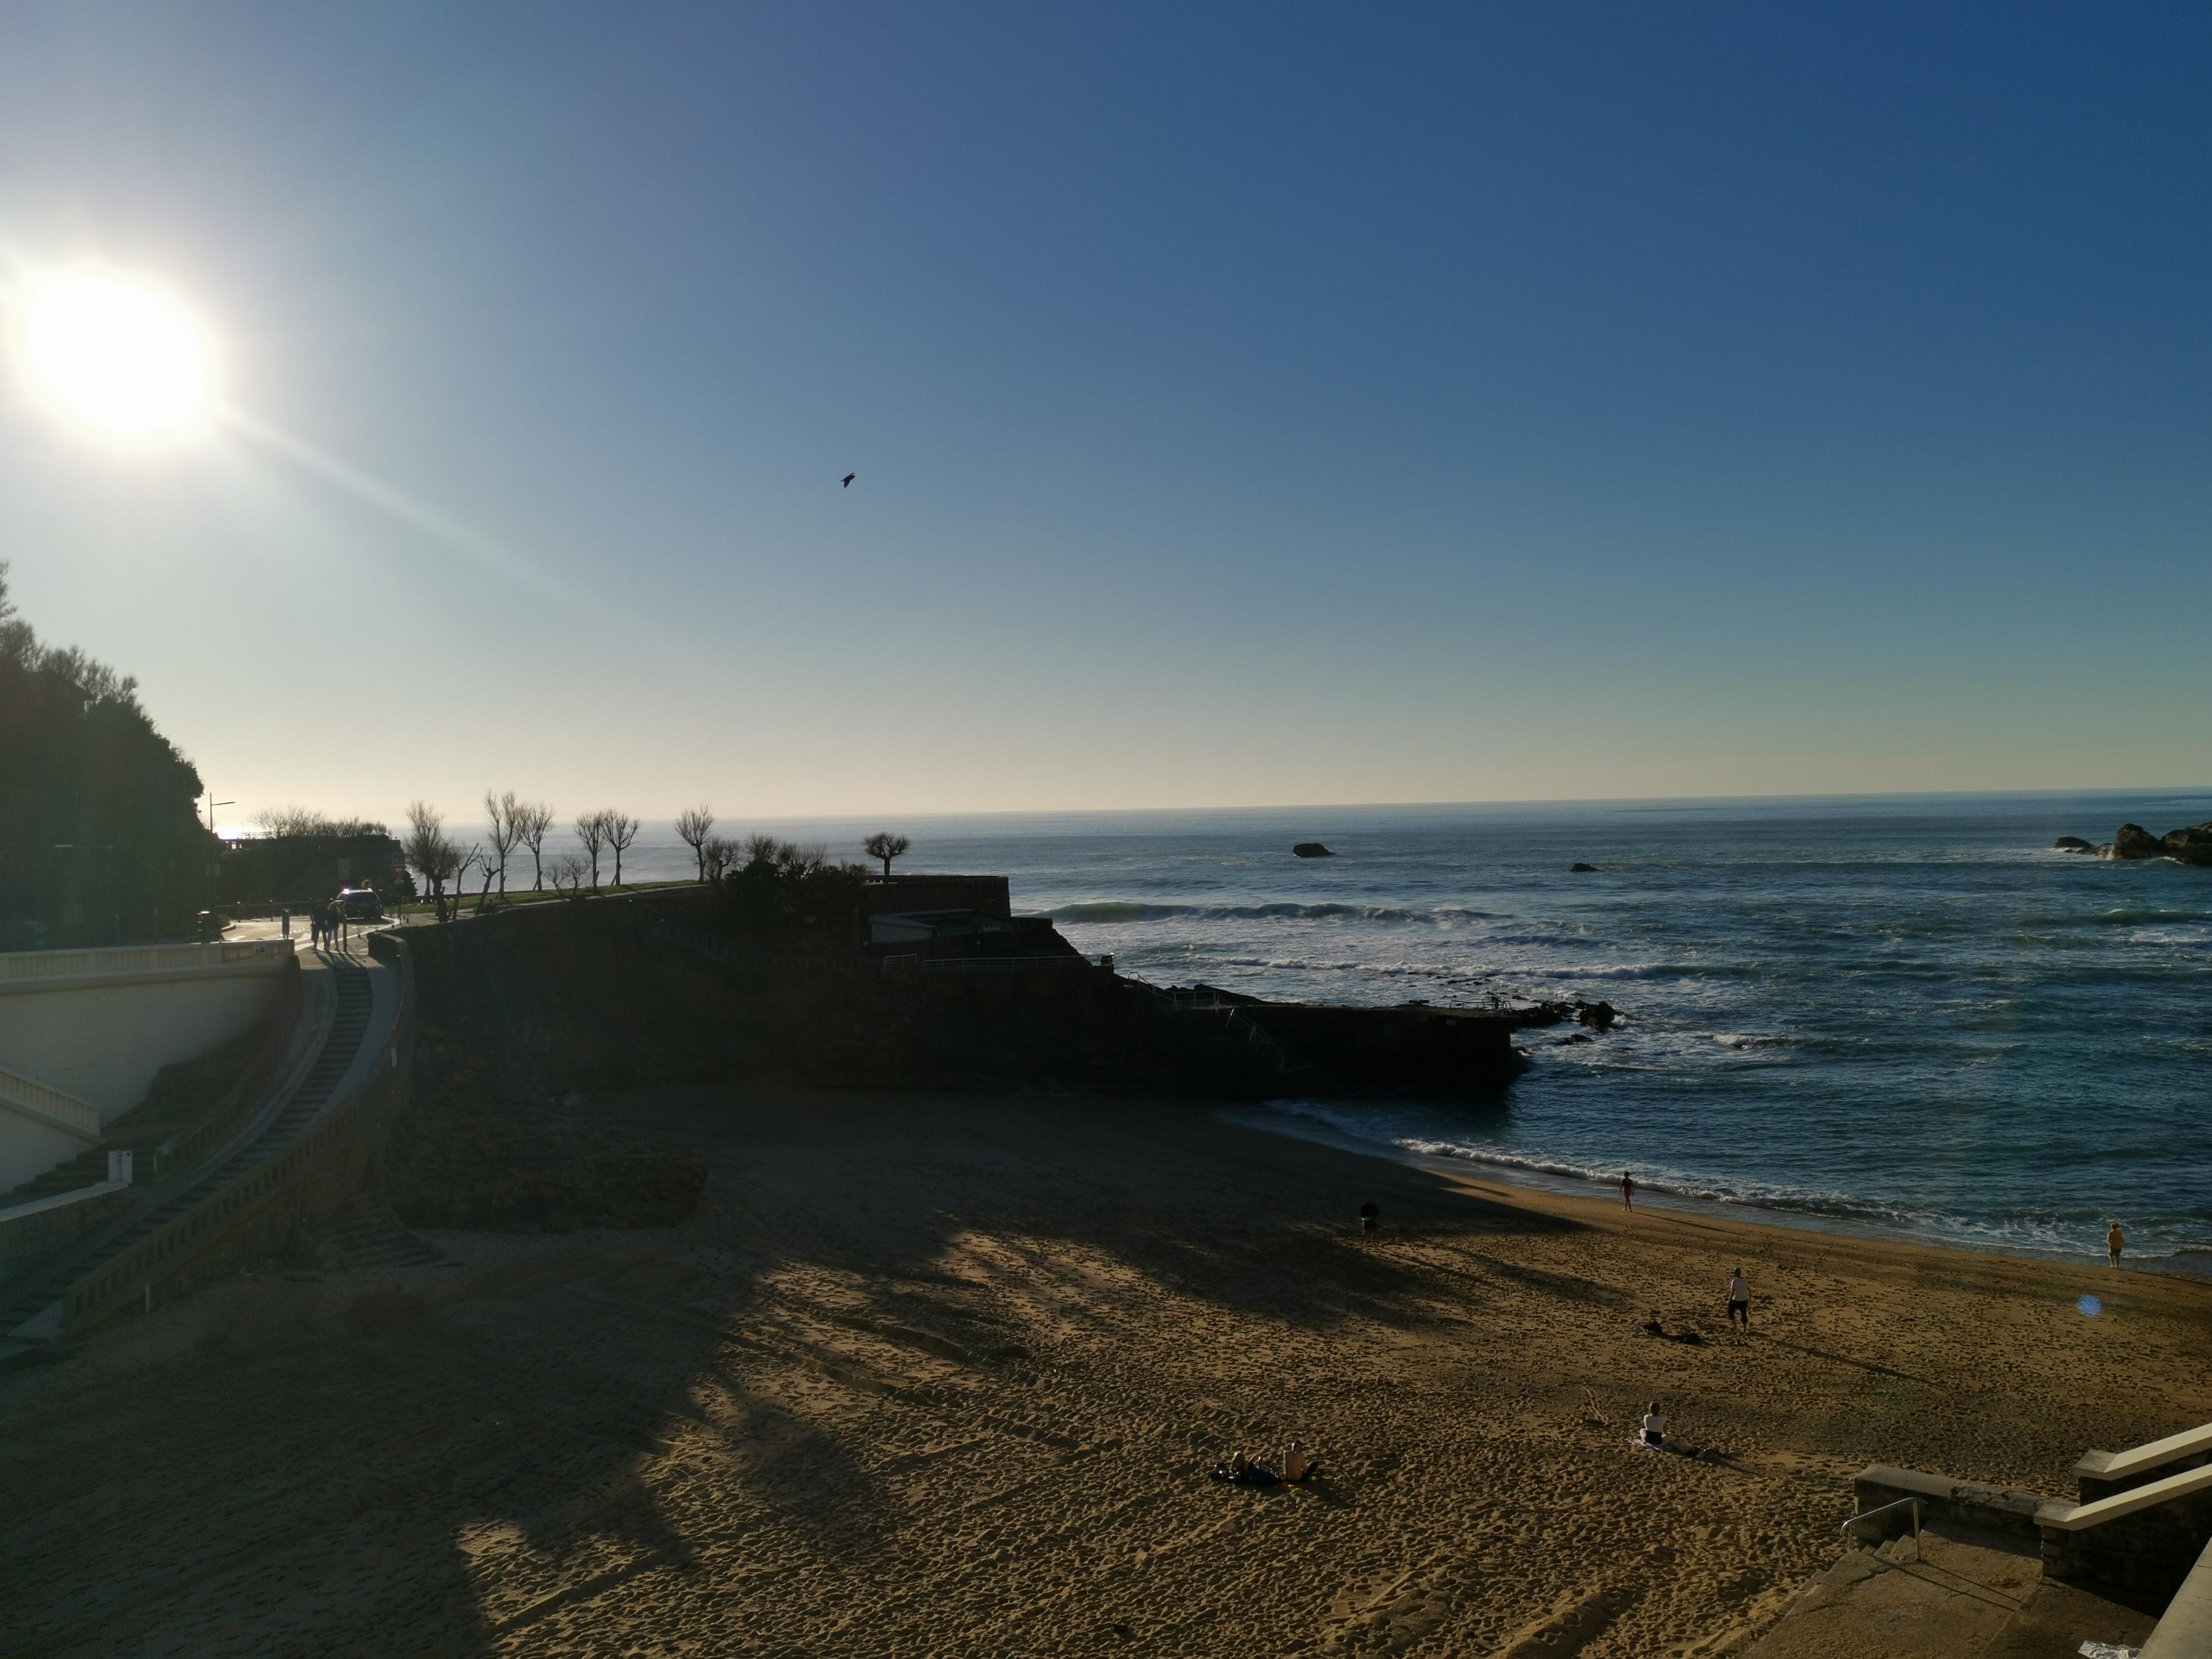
[0, 1066, 103, 1141]
[2038, 1464, 2212, 1532]
[0, 938, 294, 987]
[2079, 1423, 2212, 1490]
[1840, 1495, 1922, 1555]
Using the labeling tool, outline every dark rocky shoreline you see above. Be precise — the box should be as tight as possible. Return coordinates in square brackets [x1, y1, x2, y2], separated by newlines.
[2055, 818, 2212, 865]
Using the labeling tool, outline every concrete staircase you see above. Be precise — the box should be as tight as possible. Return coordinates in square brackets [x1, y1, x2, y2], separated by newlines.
[0, 1144, 113, 1209]
[1746, 1525, 2151, 1657]
[299, 1193, 452, 1272]
[0, 957, 376, 1338]
[1749, 1423, 2212, 1658]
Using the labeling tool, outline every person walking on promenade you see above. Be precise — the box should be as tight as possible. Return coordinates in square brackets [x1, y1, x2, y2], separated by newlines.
[1620, 1171, 1635, 1212]
[309, 908, 323, 950]
[2108, 1220, 2126, 1266]
[1727, 1267, 1751, 1330]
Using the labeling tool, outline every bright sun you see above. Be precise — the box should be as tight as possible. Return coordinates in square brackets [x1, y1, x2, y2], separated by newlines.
[19, 272, 218, 440]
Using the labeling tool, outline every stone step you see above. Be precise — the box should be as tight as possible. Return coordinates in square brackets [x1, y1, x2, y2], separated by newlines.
[1747, 1525, 2040, 1658]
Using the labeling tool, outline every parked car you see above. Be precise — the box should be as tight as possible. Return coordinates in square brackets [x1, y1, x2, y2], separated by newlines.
[338, 886, 384, 922]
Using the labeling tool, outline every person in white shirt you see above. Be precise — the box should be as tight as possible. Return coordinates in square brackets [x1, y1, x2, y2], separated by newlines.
[1728, 1268, 1751, 1329]
[1641, 1403, 1667, 1448]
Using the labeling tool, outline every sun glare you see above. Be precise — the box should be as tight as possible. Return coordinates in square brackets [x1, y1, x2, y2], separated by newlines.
[19, 272, 218, 441]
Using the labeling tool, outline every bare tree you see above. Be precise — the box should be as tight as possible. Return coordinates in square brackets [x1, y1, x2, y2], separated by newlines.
[402, 802, 456, 922]
[605, 811, 640, 887]
[863, 831, 911, 879]
[702, 835, 737, 881]
[451, 840, 483, 916]
[484, 790, 524, 897]
[512, 800, 554, 890]
[548, 853, 587, 897]
[675, 805, 716, 882]
[254, 805, 391, 839]
[574, 810, 609, 893]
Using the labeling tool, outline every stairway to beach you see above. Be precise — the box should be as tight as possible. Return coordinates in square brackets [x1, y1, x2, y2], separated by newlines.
[1, 956, 377, 1337]
[1746, 1523, 2154, 1658]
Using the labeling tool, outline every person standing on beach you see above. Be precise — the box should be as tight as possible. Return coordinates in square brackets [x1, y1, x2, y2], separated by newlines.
[2108, 1220, 2125, 1266]
[1728, 1267, 1751, 1329]
[1620, 1172, 1635, 1212]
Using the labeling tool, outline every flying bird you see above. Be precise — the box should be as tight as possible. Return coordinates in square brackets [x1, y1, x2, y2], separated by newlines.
[842, 473, 856, 488]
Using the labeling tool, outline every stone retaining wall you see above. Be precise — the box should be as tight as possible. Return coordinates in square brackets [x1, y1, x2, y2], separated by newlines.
[0, 1182, 129, 1281]
[1849, 1466, 2048, 1543]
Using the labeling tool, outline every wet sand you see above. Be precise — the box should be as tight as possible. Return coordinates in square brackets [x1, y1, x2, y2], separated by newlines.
[5, 1085, 2209, 1657]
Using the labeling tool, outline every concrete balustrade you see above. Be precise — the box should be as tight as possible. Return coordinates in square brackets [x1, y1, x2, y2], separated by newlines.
[2140, 1537, 2212, 1658]
[0, 1067, 103, 1141]
[0, 1180, 129, 1280]
[2078, 1424, 2212, 1501]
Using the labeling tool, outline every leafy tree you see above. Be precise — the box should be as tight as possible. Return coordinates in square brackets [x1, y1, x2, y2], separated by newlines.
[0, 560, 217, 945]
[863, 831, 911, 878]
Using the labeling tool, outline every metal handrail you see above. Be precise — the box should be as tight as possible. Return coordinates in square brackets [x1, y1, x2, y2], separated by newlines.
[1842, 1496, 1922, 1549]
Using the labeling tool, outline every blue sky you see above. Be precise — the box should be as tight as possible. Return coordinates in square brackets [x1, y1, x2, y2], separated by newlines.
[1, 2, 2206, 825]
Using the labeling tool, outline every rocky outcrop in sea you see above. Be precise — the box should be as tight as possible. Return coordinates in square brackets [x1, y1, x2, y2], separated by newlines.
[2054, 820, 2212, 865]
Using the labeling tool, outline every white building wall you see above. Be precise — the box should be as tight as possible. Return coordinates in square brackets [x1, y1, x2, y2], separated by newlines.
[0, 969, 288, 1191]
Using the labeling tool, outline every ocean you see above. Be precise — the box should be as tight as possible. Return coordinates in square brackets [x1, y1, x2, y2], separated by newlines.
[619, 791, 2212, 1268]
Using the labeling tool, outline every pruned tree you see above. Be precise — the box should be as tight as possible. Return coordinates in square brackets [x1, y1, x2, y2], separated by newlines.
[513, 800, 554, 890]
[548, 853, 587, 897]
[863, 831, 911, 879]
[484, 790, 524, 897]
[605, 811, 640, 887]
[701, 834, 737, 881]
[675, 805, 716, 882]
[574, 810, 609, 893]
[451, 840, 483, 917]
[403, 801, 460, 923]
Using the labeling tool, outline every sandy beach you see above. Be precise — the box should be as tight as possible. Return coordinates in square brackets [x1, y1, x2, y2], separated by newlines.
[6, 1086, 2210, 1657]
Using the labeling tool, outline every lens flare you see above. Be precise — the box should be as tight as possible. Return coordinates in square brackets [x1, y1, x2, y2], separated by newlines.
[19, 272, 218, 440]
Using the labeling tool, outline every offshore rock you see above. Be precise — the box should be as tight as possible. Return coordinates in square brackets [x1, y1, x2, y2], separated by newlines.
[2053, 837, 2095, 853]
[2162, 822, 2212, 866]
[2110, 824, 2166, 860]
[1570, 862, 1598, 873]
[1292, 842, 1335, 858]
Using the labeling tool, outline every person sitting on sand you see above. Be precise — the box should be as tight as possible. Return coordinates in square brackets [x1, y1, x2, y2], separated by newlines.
[1641, 1310, 1666, 1338]
[1210, 1450, 1282, 1486]
[1282, 1440, 1312, 1483]
[1641, 1403, 1667, 1449]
